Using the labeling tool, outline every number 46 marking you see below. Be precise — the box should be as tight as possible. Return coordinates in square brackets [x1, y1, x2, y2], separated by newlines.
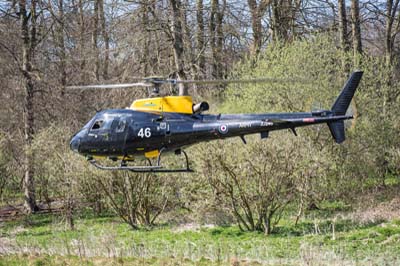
[138, 128, 151, 138]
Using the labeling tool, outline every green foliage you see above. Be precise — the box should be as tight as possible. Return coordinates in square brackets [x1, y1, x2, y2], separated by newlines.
[32, 124, 177, 229]
[0, 135, 10, 201]
[221, 34, 400, 195]
[32, 124, 95, 229]
[0, 133, 20, 204]
[92, 170, 177, 229]
[186, 36, 400, 236]
[198, 137, 303, 234]
[222, 36, 346, 114]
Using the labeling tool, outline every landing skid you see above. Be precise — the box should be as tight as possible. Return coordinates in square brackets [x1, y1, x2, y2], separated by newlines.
[88, 148, 194, 173]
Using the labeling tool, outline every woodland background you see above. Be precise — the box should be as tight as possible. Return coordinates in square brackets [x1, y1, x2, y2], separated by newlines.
[0, 0, 400, 265]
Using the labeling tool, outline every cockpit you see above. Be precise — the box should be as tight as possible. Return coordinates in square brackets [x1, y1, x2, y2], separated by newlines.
[88, 113, 128, 133]
[70, 110, 134, 154]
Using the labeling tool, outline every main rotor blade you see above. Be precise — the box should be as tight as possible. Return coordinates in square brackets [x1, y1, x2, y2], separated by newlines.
[172, 77, 313, 85]
[66, 82, 153, 90]
[66, 76, 314, 90]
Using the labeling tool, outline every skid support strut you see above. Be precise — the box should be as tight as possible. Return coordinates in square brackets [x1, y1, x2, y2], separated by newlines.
[88, 148, 193, 173]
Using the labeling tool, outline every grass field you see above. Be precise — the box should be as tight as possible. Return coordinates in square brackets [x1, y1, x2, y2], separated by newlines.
[1, 198, 400, 266]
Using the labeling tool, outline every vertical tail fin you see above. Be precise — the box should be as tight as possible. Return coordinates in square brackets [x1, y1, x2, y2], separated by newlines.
[328, 121, 345, 143]
[328, 71, 363, 143]
[331, 71, 363, 115]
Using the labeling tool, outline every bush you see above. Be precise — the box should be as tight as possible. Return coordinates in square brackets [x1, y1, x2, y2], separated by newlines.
[195, 35, 400, 233]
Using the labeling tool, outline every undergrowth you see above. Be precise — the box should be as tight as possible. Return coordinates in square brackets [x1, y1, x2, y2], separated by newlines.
[1, 206, 400, 265]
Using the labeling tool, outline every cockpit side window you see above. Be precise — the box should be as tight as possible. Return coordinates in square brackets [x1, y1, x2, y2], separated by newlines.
[91, 120, 104, 130]
[116, 118, 127, 133]
[89, 114, 129, 132]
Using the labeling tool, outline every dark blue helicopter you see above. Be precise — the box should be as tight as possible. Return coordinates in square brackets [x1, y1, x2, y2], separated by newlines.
[69, 71, 363, 173]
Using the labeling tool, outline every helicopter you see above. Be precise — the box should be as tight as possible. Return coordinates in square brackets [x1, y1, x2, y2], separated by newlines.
[69, 71, 363, 173]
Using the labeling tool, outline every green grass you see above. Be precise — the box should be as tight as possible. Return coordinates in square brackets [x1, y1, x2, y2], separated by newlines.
[0, 254, 238, 266]
[1, 208, 400, 265]
[362, 175, 400, 191]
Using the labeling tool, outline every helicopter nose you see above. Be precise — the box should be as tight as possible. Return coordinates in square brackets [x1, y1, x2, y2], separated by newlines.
[70, 134, 81, 153]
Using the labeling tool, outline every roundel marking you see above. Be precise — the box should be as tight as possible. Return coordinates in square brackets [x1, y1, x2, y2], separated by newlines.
[219, 124, 228, 134]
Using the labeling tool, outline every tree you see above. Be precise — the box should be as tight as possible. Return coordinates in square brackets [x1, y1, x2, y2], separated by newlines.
[247, 0, 272, 55]
[384, 0, 400, 65]
[98, 0, 110, 79]
[19, 0, 39, 213]
[338, 0, 349, 51]
[33, 125, 90, 230]
[210, 0, 226, 79]
[350, 0, 362, 63]
[271, 0, 294, 42]
[196, 0, 206, 77]
[96, 170, 173, 229]
[78, 0, 86, 81]
[170, 0, 188, 95]
[52, 0, 67, 95]
[92, 0, 100, 81]
[201, 138, 307, 234]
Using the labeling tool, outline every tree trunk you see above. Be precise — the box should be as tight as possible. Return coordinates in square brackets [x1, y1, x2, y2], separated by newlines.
[66, 196, 74, 230]
[248, 0, 271, 55]
[57, 0, 67, 95]
[248, 0, 262, 54]
[290, 0, 302, 39]
[263, 215, 271, 235]
[210, 0, 225, 79]
[181, 0, 195, 80]
[20, 0, 38, 214]
[385, 0, 400, 66]
[210, 0, 218, 78]
[271, 0, 287, 42]
[216, 0, 225, 78]
[271, 0, 292, 43]
[92, 0, 100, 81]
[350, 0, 362, 64]
[78, 0, 86, 81]
[170, 0, 188, 95]
[196, 0, 205, 78]
[98, 0, 109, 79]
[140, 3, 150, 76]
[338, 0, 349, 51]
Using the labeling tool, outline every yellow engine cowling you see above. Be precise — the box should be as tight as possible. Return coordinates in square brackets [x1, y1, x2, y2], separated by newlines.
[130, 96, 193, 114]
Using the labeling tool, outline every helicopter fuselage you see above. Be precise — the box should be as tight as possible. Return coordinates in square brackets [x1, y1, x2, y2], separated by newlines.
[69, 108, 351, 160]
[68, 71, 363, 172]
